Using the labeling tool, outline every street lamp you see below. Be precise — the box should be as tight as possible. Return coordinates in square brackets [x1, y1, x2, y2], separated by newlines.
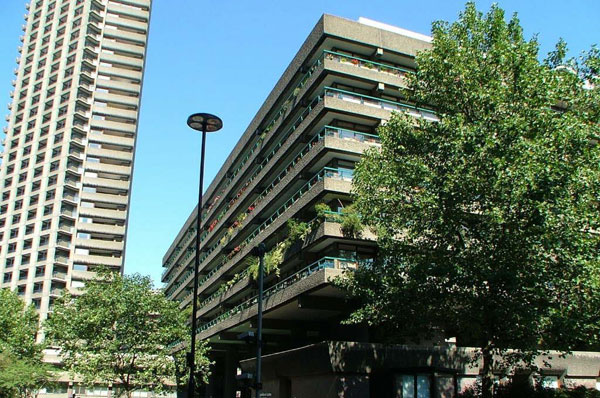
[186, 113, 222, 398]
[251, 243, 266, 397]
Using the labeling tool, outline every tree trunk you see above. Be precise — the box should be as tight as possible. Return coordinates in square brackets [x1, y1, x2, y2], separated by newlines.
[481, 344, 494, 398]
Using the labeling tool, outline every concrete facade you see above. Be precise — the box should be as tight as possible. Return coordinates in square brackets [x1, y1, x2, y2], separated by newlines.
[0, 0, 152, 322]
[162, 15, 600, 398]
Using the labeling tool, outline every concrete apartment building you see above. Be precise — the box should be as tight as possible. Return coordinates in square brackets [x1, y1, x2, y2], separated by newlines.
[0, 0, 151, 322]
[162, 15, 600, 398]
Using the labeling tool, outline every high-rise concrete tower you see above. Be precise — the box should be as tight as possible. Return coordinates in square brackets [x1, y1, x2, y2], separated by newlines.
[0, 0, 152, 321]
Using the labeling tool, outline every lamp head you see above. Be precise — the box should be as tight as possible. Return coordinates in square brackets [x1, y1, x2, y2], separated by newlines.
[187, 113, 223, 133]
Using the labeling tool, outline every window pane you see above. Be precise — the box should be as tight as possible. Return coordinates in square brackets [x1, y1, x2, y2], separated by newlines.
[417, 375, 430, 398]
[402, 375, 414, 398]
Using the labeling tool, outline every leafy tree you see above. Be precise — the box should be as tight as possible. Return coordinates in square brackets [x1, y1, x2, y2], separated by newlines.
[0, 353, 52, 398]
[44, 270, 211, 398]
[342, 3, 600, 398]
[0, 289, 51, 398]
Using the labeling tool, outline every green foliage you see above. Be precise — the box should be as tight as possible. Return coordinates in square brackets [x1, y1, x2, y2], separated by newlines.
[314, 202, 332, 221]
[0, 290, 50, 398]
[344, 3, 600, 398]
[460, 383, 600, 398]
[0, 289, 40, 359]
[44, 269, 211, 398]
[286, 218, 311, 242]
[0, 353, 53, 398]
[246, 218, 313, 280]
[340, 204, 362, 238]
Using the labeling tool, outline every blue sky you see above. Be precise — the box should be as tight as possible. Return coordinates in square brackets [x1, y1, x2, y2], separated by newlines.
[1, 1, 598, 285]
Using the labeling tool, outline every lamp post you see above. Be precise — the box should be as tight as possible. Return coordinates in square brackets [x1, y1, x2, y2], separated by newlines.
[251, 243, 266, 398]
[186, 113, 223, 398]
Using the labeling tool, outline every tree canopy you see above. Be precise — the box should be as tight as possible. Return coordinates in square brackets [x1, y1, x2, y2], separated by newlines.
[44, 270, 210, 398]
[342, 3, 600, 397]
[0, 289, 51, 398]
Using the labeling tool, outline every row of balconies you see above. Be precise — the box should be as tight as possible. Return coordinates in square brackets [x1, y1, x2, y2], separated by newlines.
[162, 124, 378, 284]
[166, 166, 352, 300]
[163, 48, 417, 275]
[164, 43, 433, 337]
[185, 49, 412, 226]
[162, 80, 415, 281]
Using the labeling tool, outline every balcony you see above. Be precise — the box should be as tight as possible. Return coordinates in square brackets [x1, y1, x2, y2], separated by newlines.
[196, 257, 352, 338]
[52, 271, 68, 281]
[74, 237, 124, 251]
[72, 253, 122, 267]
[93, 90, 139, 107]
[87, 146, 133, 162]
[84, 161, 132, 176]
[166, 167, 352, 300]
[99, 51, 143, 69]
[80, 191, 128, 205]
[108, 2, 149, 21]
[76, 221, 125, 236]
[104, 14, 147, 33]
[90, 118, 137, 134]
[78, 205, 127, 220]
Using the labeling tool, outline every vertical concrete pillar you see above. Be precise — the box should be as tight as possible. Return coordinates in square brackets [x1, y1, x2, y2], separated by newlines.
[223, 348, 239, 398]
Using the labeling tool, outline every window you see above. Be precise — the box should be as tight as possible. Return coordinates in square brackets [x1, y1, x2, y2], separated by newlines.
[25, 224, 34, 235]
[41, 220, 51, 231]
[395, 375, 431, 398]
[12, 214, 21, 224]
[29, 195, 39, 206]
[7, 243, 17, 253]
[23, 239, 32, 250]
[45, 189, 55, 201]
[3, 273, 12, 284]
[43, 205, 53, 216]
[37, 251, 47, 261]
[10, 228, 19, 239]
[35, 266, 45, 278]
[14, 200, 23, 210]
[39, 235, 49, 246]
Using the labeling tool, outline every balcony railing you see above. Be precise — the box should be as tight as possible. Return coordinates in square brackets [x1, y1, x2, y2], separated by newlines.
[163, 124, 378, 281]
[163, 93, 325, 273]
[164, 62, 430, 284]
[193, 48, 407, 232]
[324, 86, 437, 121]
[167, 166, 352, 299]
[197, 257, 356, 333]
[324, 50, 412, 77]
